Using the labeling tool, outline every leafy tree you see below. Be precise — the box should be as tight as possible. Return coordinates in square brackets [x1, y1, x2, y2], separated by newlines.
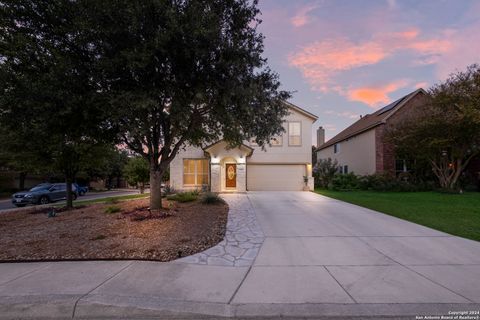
[388, 64, 480, 190]
[124, 157, 150, 193]
[0, 0, 116, 208]
[313, 158, 339, 188]
[0, 125, 51, 189]
[93, 0, 290, 209]
[81, 146, 130, 189]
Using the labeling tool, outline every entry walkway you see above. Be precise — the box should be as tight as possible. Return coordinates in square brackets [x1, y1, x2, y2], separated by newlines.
[0, 192, 479, 319]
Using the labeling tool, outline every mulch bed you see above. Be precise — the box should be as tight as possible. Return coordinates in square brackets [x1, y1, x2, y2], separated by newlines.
[0, 198, 228, 261]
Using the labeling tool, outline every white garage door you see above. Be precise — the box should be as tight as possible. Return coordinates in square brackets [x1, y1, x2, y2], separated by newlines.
[247, 164, 305, 191]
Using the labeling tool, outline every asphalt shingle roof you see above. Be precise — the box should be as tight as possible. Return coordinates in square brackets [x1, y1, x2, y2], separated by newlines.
[317, 89, 425, 151]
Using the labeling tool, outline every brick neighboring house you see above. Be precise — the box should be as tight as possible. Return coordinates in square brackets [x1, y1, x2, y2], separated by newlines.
[316, 88, 428, 175]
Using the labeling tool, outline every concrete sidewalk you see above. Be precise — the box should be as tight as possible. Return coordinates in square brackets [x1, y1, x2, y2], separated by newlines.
[0, 192, 479, 319]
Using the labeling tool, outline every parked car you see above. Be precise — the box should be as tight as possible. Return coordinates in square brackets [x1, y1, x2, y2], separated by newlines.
[11, 183, 78, 207]
[74, 183, 89, 196]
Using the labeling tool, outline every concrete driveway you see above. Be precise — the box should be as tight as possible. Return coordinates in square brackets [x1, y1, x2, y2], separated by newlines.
[0, 191, 479, 319]
[238, 192, 480, 305]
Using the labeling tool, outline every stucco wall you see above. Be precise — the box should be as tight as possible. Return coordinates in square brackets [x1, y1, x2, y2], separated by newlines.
[317, 128, 376, 175]
[170, 106, 316, 191]
[247, 111, 313, 164]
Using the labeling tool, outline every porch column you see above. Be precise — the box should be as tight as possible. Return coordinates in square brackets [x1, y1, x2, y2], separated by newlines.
[210, 163, 221, 192]
[236, 163, 246, 192]
[307, 163, 314, 191]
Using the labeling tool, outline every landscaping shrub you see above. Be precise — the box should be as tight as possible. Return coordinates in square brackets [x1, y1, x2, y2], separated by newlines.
[323, 172, 436, 192]
[313, 158, 338, 188]
[358, 173, 395, 191]
[358, 173, 435, 192]
[104, 205, 121, 214]
[166, 191, 198, 202]
[330, 173, 360, 191]
[459, 173, 480, 192]
[163, 185, 176, 196]
[200, 192, 225, 204]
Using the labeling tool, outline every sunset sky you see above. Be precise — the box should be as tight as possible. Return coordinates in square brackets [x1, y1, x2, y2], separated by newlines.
[257, 0, 480, 143]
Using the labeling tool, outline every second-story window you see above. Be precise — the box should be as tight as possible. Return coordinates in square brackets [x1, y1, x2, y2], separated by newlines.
[288, 122, 301, 146]
[334, 143, 340, 153]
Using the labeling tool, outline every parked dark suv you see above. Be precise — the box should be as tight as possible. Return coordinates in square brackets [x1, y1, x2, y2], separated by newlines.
[12, 183, 78, 207]
[74, 183, 88, 196]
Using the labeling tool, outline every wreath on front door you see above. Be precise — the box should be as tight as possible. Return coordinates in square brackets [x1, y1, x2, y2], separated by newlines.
[227, 166, 235, 180]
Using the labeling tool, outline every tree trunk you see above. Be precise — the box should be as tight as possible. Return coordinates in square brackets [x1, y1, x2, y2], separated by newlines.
[449, 160, 463, 189]
[150, 170, 163, 209]
[431, 158, 466, 191]
[65, 175, 74, 209]
[19, 172, 26, 190]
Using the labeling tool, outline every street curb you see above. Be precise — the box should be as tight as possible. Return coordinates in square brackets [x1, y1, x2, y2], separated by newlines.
[1, 294, 479, 319]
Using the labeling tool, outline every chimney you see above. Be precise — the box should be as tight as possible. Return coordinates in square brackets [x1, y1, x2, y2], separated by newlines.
[316, 126, 325, 148]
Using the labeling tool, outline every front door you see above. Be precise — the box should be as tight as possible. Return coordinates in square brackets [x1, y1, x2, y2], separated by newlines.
[226, 164, 236, 188]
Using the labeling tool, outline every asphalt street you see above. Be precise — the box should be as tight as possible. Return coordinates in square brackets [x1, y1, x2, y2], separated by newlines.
[0, 189, 143, 212]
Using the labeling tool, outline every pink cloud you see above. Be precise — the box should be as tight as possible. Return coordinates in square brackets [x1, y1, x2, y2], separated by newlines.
[289, 37, 386, 91]
[288, 29, 451, 92]
[290, 4, 319, 27]
[397, 29, 419, 40]
[347, 79, 410, 108]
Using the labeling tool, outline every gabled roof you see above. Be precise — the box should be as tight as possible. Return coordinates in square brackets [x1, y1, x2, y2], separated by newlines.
[203, 139, 254, 157]
[284, 101, 318, 121]
[317, 88, 426, 151]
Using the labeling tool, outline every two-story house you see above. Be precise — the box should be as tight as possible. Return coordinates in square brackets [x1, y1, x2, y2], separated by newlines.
[170, 102, 318, 192]
[316, 88, 428, 175]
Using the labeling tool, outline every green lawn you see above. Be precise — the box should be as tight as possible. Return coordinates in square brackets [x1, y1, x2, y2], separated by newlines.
[314, 189, 480, 242]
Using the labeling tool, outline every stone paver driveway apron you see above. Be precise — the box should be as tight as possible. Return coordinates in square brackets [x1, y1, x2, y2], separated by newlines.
[0, 191, 479, 319]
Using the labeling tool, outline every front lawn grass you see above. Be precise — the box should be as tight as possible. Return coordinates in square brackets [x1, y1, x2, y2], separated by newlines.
[315, 189, 480, 242]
